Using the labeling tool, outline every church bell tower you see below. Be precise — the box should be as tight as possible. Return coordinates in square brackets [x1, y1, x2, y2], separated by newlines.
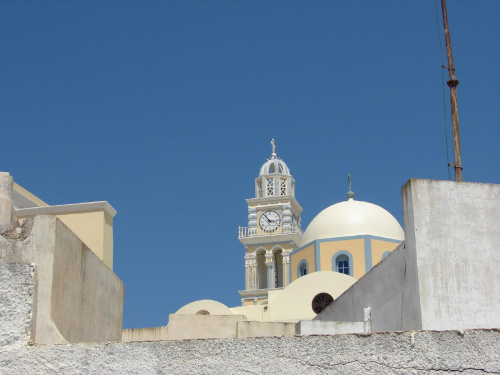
[238, 140, 303, 306]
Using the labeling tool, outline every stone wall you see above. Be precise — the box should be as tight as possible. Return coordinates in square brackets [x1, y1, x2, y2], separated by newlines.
[0, 262, 34, 346]
[2, 329, 499, 374]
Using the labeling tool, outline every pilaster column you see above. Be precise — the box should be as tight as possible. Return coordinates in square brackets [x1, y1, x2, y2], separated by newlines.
[251, 259, 257, 289]
[0, 172, 17, 233]
[244, 254, 256, 290]
[282, 250, 291, 287]
[265, 252, 274, 289]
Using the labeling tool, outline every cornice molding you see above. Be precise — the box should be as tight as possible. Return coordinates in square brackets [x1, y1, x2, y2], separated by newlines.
[16, 201, 117, 218]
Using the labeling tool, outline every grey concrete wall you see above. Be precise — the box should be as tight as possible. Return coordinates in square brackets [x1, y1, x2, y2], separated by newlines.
[1, 329, 499, 374]
[400, 180, 423, 330]
[296, 320, 364, 335]
[315, 242, 408, 332]
[402, 179, 500, 331]
[0, 215, 124, 344]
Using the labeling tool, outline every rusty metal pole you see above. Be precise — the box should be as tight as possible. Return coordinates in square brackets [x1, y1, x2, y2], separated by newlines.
[441, 0, 463, 181]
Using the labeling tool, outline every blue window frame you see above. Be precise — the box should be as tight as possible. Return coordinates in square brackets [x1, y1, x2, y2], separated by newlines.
[298, 260, 308, 277]
[336, 255, 350, 275]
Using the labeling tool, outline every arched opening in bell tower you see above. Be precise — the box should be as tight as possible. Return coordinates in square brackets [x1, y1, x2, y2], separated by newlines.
[256, 250, 267, 289]
[273, 249, 283, 288]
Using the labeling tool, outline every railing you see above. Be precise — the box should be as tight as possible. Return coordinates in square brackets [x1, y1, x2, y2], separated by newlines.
[238, 224, 303, 239]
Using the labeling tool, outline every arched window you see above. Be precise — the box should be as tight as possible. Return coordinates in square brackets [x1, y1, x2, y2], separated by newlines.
[298, 260, 308, 277]
[332, 251, 353, 276]
[336, 254, 350, 275]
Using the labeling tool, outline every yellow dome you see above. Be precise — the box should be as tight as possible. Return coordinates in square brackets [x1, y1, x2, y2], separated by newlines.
[301, 199, 404, 246]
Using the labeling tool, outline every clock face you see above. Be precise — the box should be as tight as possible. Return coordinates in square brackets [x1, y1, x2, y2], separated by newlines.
[259, 210, 281, 232]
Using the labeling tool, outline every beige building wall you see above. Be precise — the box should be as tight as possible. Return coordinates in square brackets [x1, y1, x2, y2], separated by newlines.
[290, 244, 315, 281]
[371, 238, 400, 266]
[269, 271, 357, 322]
[56, 210, 114, 269]
[319, 239, 365, 279]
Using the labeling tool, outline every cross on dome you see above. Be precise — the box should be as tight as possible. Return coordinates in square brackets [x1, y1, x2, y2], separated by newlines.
[346, 172, 355, 200]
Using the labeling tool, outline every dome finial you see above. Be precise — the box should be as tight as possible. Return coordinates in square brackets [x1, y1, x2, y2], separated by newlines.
[346, 172, 355, 200]
[271, 139, 277, 159]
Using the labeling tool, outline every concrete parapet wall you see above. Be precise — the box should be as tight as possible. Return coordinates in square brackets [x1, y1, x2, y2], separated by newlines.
[122, 326, 168, 342]
[167, 314, 247, 340]
[124, 319, 298, 341]
[237, 321, 296, 338]
[296, 320, 364, 335]
[1, 329, 499, 374]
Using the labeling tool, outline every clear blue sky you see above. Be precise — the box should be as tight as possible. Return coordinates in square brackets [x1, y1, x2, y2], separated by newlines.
[2, 1, 499, 329]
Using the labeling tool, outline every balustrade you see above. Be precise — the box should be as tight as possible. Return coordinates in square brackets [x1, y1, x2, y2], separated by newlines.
[238, 224, 303, 238]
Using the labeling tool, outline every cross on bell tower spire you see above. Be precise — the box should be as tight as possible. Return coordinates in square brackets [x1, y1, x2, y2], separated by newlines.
[271, 139, 277, 159]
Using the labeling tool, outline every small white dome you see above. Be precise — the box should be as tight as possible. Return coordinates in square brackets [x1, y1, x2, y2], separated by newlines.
[301, 199, 404, 246]
[259, 157, 290, 176]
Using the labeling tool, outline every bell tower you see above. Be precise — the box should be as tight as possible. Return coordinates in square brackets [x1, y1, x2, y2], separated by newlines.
[238, 140, 303, 306]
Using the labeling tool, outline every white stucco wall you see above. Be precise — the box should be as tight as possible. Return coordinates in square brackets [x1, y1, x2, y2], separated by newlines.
[402, 179, 500, 330]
